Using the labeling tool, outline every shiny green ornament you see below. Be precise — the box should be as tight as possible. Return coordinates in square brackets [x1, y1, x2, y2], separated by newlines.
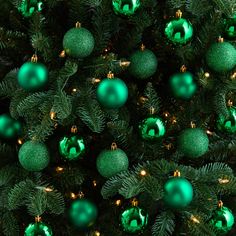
[164, 176, 193, 208]
[177, 128, 209, 158]
[63, 24, 95, 58]
[24, 222, 52, 236]
[206, 41, 236, 73]
[112, 0, 140, 16]
[217, 106, 236, 133]
[69, 198, 98, 229]
[0, 114, 21, 139]
[96, 73, 128, 109]
[129, 45, 158, 79]
[224, 14, 236, 40]
[18, 141, 50, 171]
[121, 206, 148, 234]
[96, 143, 129, 178]
[18, 0, 43, 17]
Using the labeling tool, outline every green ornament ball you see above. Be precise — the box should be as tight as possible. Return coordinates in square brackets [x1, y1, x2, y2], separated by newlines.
[0, 114, 21, 139]
[129, 48, 158, 79]
[24, 222, 53, 236]
[18, 0, 43, 17]
[59, 135, 85, 160]
[169, 72, 197, 99]
[120, 206, 148, 234]
[224, 14, 236, 40]
[206, 41, 236, 73]
[18, 62, 48, 92]
[63, 27, 95, 58]
[217, 106, 236, 133]
[18, 141, 50, 171]
[210, 206, 235, 233]
[96, 144, 129, 178]
[69, 198, 98, 229]
[96, 76, 128, 109]
[177, 128, 209, 158]
[112, 0, 140, 16]
[164, 177, 193, 208]
[139, 116, 165, 141]
[165, 18, 193, 45]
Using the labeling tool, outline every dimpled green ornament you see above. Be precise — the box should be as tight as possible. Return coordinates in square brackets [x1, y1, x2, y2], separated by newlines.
[177, 128, 209, 158]
[217, 106, 236, 133]
[112, 0, 140, 16]
[19, 141, 50, 171]
[63, 23, 94, 58]
[97, 72, 128, 109]
[224, 14, 236, 40]
[206, 40, 236, 73]
[24, 222, 52, 236]
[69, 198, 98, 229]
[129, 45, 158, 79]
[18, 0, 43, 17]
[96, 143, 129, 178]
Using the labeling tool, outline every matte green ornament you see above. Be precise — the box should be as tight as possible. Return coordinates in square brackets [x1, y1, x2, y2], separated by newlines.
[224, 14, 236, 40]
[96, 143, 129, 178]
[18, 141, 50, 171]
[0, 114, 21, 139]
[129, 45, 158, 79]
[63, 23, 95, 58]
[18, 0, 43, 17]
[69, 198, 98, 229]
[96, 73, 128, 109]
[120, 206, 148, 234]
[217, 106, 236, 133]
[24, 222, 52, 236]
[112, 0, 140, 16]
[177, 128, 209, 158]
[206, 41, 236, 73]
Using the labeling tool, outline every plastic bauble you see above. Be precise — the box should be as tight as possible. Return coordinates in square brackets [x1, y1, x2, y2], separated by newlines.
[177, 128, 209, 158]
[206, 41, 236, 73]
[112, 0, 140, 16]
[224, 14, 236, 40]
[169, 72, 197, 99]
[129, 48, 158, 79]
[24, 222, 52, 236]
[120, 206, 148, 234]
[69, 198, 98, 229]
[163, 177, 193, 208]
[18, 62, 48, 92]
[18, 0, 43, 17]
[18, 141, 50, 171]
[63, 27, 94, 58]
[217, 106, 236, 133]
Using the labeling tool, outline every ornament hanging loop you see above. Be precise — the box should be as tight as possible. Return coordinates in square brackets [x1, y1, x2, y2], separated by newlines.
[176, 10, 183, 18]
[71, 125, 78, 133]
[75, 22, 81, 28]
[111, 142, 118, 150]
[174, 170, 181, 177]
[31, 54, 38, 63]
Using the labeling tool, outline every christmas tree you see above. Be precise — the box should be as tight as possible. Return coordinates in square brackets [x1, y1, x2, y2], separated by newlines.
[0, 0, 236, 235]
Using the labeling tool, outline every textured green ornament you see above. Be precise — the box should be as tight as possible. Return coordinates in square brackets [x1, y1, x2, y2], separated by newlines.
[63, 27, 95, 58]
[0, 114, 21, 139]
[224, 14, 236, 40]
[97, 75, 128, 109]
[129, 47, 158, 79]
[217, 106, 236, 133]
[120, 206, 148, 234]
[69, 199, 98, 229]
[96, 144, 129, 178]
[18, 141, 50, 171]
[164, 177, 193, 208]
[18, 0, 43, 17]
[24, 222, 52, 236]
[139, 116, 165, 141]
[177, 128, 209, 158]
[169, 72, 197, 99]
[112, 0, 140, 16]
[18, 62, 48, 92]
[210, 206, 235, 233]
[206, 41, 236, 73]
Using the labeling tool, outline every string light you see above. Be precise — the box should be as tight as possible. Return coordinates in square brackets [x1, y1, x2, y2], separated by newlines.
[70, 192, 77, 199]
[163, 111, 170, 118]
[59, 50, 66, 58]
[170, 116, 177, 124]
[206, 130, 214, 135]
[50, 111, 56, 120]
[140, 170, 147, 176]
[92, 180, 97, 187]
[190, 215, 200, 224]
[44, 187, 53, 192]
[204, 72, 210, 78]
[72, 88, 77, 93]
[92, 78, 101, 84]
[231, 72, 236, 80]
[94, 230, 101, 236]
[17, 138, 23, 145]
[55, 166, 64, 173]
[218, 178, 230, 184]
[115, 199, 122, 206]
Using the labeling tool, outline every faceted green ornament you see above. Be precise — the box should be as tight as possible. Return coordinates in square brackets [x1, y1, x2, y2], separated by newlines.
[177, 128, 209, 158]
[169, 72, 197, 100]
[69, 199, 98, 229]
[0, 114, 21, 139]
[24, 222, 52, 236]
[120, 206, 148, 234]
[217, 106, 236, 133]
[164, 177, 193, 208]
[18, 0, 43, 17]
[224, 14, 236, 40]
[112, 0, 141, 16]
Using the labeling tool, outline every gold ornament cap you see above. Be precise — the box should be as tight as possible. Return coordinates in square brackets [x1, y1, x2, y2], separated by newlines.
[31, 54, 38, 63]
[176, 10, 183, 18]
[107, 71, 114, 79]
[174, 170, 181, 177]
[111, 142, 118, 150]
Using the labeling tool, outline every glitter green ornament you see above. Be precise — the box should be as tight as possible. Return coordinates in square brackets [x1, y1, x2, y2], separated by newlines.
[18, 55, 48, 92]
[165, 10, 193, 45]
[96, 72, 128, 109]
[224, 14, 236, 40]
[18, 141, 50, 171]
[129, 44, 158, 79]
[96, 143, 129, 178]
[112, 0, 141, 16]
[24, 221, 52, 236]
[18, 0, 43, 17]
[63, 22, 95, 58]
[217, 106, 236, 133]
